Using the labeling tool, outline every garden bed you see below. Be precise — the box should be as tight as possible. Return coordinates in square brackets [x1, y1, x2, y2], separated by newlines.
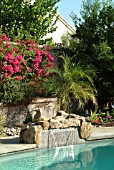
[102, 120, 114, 127]
[92, 120, 114, 127]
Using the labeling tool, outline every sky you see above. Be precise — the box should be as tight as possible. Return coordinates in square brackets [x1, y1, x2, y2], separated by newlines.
[58, 0, 83, 28]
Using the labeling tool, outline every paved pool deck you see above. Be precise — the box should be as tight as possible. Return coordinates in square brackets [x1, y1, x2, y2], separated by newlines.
[0, 127, 114, 156]
[0, 136, 36, 156]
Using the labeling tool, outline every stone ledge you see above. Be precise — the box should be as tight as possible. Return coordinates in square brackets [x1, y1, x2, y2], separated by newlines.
[87, 127, 114, 141]
[31, 98, 57, 104]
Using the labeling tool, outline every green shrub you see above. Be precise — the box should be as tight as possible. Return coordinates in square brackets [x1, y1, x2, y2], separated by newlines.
[0, 113, 6, 135]
[0, 79, 36, 105]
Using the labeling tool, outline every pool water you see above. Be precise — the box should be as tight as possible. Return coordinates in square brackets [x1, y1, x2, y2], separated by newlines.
[0, 139, 114, 170]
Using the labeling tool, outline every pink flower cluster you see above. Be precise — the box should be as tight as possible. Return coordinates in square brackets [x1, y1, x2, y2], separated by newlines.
[0, 34, 55, 83]
[106, 115, 112, 119]
[2, 53, 23, 77]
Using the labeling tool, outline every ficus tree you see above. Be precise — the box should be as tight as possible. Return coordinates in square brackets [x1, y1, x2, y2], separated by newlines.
[70, 0, 114, 108]
[0, 0, 60, 44]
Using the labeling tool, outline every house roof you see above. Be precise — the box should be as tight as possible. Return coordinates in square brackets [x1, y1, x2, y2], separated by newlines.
[57, 13, 75, 34]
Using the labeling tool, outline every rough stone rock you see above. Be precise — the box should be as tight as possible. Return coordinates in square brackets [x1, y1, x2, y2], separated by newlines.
[59, 119, 72, 128]
[66, 114, 77, 119]
[35, 121, 49, 130]
[35, 126, 43, 146]
[24, 112, 32, 123]
[32, 109, 41, 122]
[61, 119, 80, 128]
[54, 116, 64, 121]
[20, 125, 42, 144]
[80, 122, 93, 140]
[34, 116, 48, 122]
[21, 124, 30, 131]
[80, 116, 86, 122]
[28, 98, 57, 120]
[85, 116, 91, 122]
[68, 118, 81, 126]
[50, 112, 84, 128]
[49, 119, 62, 129]
[3, 127, 21, 136]
[2, 105, 27, 127]
[16, 127, 21, 135]
[10, 127, 16, 133]
[0, 98, 57, 128]
[56, 110, 69, 118]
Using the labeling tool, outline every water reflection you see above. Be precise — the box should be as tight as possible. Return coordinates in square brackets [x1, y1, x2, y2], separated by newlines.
[0, 139, 114, 170]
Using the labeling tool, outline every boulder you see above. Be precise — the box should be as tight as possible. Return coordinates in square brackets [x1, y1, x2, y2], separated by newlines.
[20, 125, 42, 144]
[56, 110, 69, 118]
[35, 121, 49, 130]
[66, 114, 77, 119]
[59, 119, 72, 128]
[54, 116, 64, 121]
[68, 118, 81, 126]
[35, 126, 43, 146]
[3, 127, 21, 136]
[21, 124, 30, 131]
[32, 109, 41, 122]
[80, 122, 93, 140]
[49, 119, 62, 129]
[34, 116, 48, 122]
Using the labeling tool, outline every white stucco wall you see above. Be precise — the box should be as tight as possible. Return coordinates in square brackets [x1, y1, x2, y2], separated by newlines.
[44, 15, 75, 44]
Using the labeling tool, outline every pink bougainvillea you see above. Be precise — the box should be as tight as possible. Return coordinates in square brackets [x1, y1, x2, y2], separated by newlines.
[0, 34, 55, 83]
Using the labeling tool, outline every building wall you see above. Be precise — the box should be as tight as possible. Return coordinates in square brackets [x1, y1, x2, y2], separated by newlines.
[44, 14, 75, 44]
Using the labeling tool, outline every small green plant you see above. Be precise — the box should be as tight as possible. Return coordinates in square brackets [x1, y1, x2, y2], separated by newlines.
[0, 113, 6, 135]
[98, 110, 106, 118]
[111, 109, 114, 117]
[90, 110, 98, 122]
[90, 110, 103, 125]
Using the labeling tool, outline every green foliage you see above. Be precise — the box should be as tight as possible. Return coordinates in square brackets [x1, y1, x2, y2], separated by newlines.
[43, 56, 97, 111]
[71, 0, 114, 108]
[0, 112, 6, 135]
[90, 109, 113, 125]
[0, 79, 36, 105]
[90, 110, 99, 122]
[0, 0, 60, 44]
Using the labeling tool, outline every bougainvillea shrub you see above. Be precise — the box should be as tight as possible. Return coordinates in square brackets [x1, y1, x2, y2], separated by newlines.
[0, 34, 55, 104]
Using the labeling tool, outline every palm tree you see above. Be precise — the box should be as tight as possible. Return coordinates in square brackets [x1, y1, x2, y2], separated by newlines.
[43, 56, 97, 111]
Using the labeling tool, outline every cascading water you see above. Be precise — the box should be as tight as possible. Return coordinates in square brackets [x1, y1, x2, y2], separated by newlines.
[49, 128, 75, 147]
[39, 127, 85, 149]
[49, 128, 75, 160]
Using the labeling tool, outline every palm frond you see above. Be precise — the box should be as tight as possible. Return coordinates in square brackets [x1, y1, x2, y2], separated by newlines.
[43, 55, 97, 111]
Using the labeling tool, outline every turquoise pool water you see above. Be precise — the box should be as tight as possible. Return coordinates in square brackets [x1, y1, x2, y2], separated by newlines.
[0, 139, 114, 170]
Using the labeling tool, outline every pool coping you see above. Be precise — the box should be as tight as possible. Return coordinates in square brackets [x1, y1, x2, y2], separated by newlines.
[0, 136, 37, 156]
[87, 126, 114, 141]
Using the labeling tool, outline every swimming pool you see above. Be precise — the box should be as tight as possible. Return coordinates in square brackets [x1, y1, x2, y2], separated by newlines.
[0, 139, 114, 170]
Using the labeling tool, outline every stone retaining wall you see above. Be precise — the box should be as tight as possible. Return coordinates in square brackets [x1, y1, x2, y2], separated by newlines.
[0, 98, 57, 127]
